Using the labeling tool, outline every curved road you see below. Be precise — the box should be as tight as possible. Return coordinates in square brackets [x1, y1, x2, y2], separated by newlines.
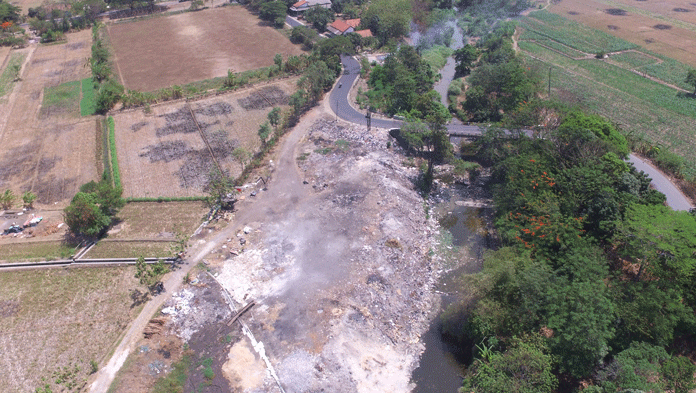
[331, 55, 693, 211]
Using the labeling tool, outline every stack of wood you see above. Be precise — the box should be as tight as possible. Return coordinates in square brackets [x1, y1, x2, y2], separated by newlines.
[143, 317, 167, 338]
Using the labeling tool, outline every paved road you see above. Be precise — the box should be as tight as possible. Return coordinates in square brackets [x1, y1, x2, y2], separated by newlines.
[331, 55, 694, 211]
[285, 15, 303, 28]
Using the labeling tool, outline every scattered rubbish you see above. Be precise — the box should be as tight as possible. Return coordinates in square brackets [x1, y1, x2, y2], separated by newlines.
[139, 345, 149, 353]
[243, 226, 251, 234]
[250, 191, 257, 197]
[189, 278, 199, 285]
[148, 360, 166, 375]
[239, 238, 246, 245]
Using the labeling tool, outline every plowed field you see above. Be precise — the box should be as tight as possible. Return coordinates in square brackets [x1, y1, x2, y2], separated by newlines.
[107, 6, 304, 92]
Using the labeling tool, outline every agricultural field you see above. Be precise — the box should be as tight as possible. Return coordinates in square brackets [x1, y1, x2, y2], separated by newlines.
[0, 266, 143, 393]
[516, 13, 696, 171]
[112, 78, 296, 199]
[83, 201, 209, 258]
[106, 5, 304, 92]
[0, 29, 98, 207]
[548, 0, 696, 66]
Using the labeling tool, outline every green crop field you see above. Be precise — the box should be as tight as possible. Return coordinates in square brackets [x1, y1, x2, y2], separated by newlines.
[518, 35, 696, 174]
[520, 10, 638, 54]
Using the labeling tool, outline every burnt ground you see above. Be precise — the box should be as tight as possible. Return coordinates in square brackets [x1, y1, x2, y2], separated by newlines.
[157, 113, 446, 392]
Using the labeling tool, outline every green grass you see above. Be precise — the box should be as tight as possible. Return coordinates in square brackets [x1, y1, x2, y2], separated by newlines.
[151, 352, 191, 393]
[0, 52, 24, 97]
[519, 39, 696, 174]
[83, 241, 175, 259]
[521, 10, 638, 54]
[107, 116, 121, 189]
[80, 77, 97, 116]
[0, 241, 76, 262]
[519, 29, 588, 58]
[422, 45, 453, 71]
[610, 51, 659, 69]
[41, 80, 81, 116]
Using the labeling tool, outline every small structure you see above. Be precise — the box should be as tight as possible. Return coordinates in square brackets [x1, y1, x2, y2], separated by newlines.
[327, 18, 360, 36]
[355, 29, 373, 38]
[290, 0, 332, 14]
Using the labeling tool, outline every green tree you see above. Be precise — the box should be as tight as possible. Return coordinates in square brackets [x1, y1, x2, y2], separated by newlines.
[299, 61, 335, 103]
[363, 0, 411, 45]
[63, 192, 112, 238]
[273, 53, 283, 70]
[304, 6, 334, 31]
[0, 189, 15, 209]
[662, 356, 696, 393]
[135, 257, 169, 288]
[268, 107, 281, 131]
[685, 69, 696, 95]
[232, 147, 251, 171]
[205, 169, 235, 208]
[22, 191, 37, 209]
[453, 44, 479, 77]
[259, 1, 286, 28]
[595, 342, 669, 392]
[258, 121, 271, 146]
[64, 180, 124, 238]
[463, 335, 558, 393]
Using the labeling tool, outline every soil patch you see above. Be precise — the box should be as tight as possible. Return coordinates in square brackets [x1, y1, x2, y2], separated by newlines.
[107, 6, 304, 92]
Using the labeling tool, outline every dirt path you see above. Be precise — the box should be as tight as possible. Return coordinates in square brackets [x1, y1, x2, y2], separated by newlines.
[88, 97, 324, 393]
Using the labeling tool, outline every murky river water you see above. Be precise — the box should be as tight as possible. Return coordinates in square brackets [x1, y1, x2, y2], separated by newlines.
[411, 194, 491, 392]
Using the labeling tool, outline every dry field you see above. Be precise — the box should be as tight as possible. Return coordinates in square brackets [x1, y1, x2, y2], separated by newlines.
[106, 5, 304, 92]
[113, 78, 297, 198]
[0, 29, 98, 208]
[550, 0, 696, 66]
[0, 266, 143, 393]
[83, 201, 209, 258]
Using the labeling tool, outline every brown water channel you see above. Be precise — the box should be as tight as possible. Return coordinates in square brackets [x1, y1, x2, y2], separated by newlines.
[411, 194, 492, 392]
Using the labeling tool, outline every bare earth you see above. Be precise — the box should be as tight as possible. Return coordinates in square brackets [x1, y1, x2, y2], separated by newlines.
[0, 30, 97, 207]
[550, 0, 696, 66]
[107, 6, 304, 92]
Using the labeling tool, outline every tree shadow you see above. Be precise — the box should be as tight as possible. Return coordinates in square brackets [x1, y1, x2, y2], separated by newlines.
[130, 289, 150, 309]
[676, 91, 696, 99]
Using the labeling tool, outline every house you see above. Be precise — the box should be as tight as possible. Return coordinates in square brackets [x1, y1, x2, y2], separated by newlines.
[290, 0, 332, 13]
[327, 18, 361, 36]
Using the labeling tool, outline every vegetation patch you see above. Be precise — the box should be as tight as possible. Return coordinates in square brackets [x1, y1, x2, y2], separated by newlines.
[40, 80, 81, 117]
[80, 77, 97, 116]
[0, 53, 24, 97]
[521, 10, 638, 53]
[0, 241, 75, 262]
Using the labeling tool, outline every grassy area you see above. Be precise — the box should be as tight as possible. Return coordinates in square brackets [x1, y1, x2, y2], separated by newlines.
[40, 80, 81, 116]
[108, 201, 208, 240]
[0, 241, 76, 262]
[151, 352, 191, 393]
[0, 53, 24, 97]
[85, 241, 176, 259]
[80, 77, 97, 116]
[107, 116, 121, 188]
[521, 10, 638, 54]
[0, 266, 141, 393]
[610, 51, 659, 69]
[422, 45, 453, 70]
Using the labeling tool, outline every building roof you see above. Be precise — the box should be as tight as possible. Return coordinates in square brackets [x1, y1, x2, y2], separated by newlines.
[292, 0, 307, 8]
[345, 19, 360, 28]
[355, 29, 372, 38]
[329, 19, 351, 34]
